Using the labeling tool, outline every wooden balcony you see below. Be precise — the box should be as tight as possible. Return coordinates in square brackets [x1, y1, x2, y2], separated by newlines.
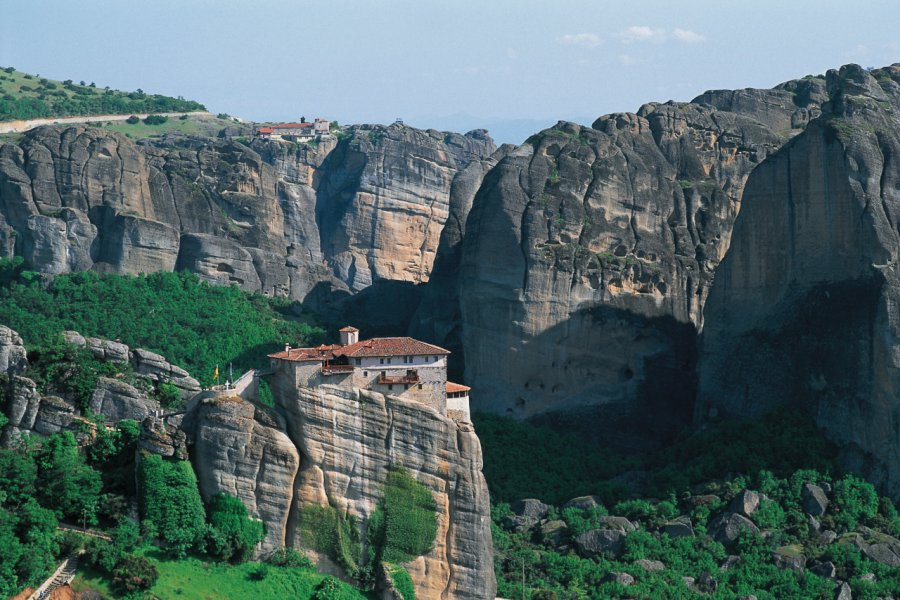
[321, 364, 354, 375]
[377, 370, 419, 385]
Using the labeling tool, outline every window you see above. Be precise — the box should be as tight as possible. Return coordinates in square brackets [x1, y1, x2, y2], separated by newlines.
[387, 357, 392, 364]
[355, 358, 361, 365]
[418, 383, 423, 390]
[388, 384, 393, 391]
[380, 358, 384, 364]
[381, 371, 386, 378]
[363, 371, 368, 377]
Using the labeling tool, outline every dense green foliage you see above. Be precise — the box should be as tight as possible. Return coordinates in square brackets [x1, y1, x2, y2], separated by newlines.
[0, 67, 204, 121]
[296, 504, 360, 576]
[484, 411, 900, 599]
[138, 455, 207, 557]
[376, 467, 438, 563]
[385, 564, 416, 600]
[36, 431, 103, 524]
[75, 550, 370, 600]
[0, 262, 325, 385]
[206, 493, 266, 562]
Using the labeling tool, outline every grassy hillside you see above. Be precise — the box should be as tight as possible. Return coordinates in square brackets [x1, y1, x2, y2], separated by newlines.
[0, 66, 205, 121]
[91, 113, 241, 140]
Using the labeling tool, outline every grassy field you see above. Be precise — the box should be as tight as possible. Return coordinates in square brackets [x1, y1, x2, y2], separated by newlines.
[0, 66, 204, 121]
[92, 114, 242, 140]
[71, 550, 371, 600]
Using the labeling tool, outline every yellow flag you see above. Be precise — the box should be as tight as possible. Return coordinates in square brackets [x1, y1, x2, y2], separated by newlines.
[213, 366, 219, 381]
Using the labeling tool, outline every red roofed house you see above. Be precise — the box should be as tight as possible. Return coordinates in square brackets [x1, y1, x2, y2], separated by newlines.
[267, 326, 470, 417]
[256, 119, 331, 142]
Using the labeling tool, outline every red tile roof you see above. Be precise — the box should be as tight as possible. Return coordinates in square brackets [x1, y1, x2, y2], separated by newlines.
[271, 122, 314, 129]
[268, 344, 341, 362]
[257, 127, 273, 134]
[333, 337, 449, 358]
[339, 326, 359, 332]
[446, 382, 470, 393]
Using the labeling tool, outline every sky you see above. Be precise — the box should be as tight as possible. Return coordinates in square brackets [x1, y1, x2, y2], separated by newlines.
[2, 0, 899, 144]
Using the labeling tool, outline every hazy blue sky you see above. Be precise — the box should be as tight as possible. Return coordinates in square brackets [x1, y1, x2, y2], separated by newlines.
[2, 0, 898, 143]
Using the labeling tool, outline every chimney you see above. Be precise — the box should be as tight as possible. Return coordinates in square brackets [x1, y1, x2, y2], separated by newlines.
[339, 326, 359, 346]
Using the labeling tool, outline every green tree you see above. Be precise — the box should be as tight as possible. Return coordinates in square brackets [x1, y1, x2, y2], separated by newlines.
[138, 455, 206, 557]
[206, 493, 266, 562]
[832, 475, 879, 530]
[36, 432, 102, 524]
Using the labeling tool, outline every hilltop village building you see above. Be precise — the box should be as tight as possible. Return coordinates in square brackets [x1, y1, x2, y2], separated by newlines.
[267, 326, 470, 417]
[256, 118, 330, 142]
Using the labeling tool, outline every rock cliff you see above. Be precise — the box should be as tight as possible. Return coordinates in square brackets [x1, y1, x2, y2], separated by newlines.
[436, 77, 826, 445]
[190, 380, 495, 600]
[698, 64, 900, 499]
[0, 123, 494, 300]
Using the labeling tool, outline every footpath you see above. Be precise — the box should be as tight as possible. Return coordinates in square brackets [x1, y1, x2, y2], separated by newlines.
[0, 110, 209, 134]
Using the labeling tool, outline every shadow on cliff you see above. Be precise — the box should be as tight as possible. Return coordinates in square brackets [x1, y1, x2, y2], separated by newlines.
[496, 304, 699, 453]
[302, 279, 426, 341]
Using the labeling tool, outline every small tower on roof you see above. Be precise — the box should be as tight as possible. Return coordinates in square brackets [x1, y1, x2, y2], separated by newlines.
[339, 326, 359, 346]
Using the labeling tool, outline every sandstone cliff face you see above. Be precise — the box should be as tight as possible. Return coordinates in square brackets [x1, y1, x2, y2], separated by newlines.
[0, 124, 494, 300]
[698, 64, 900, 499]
[189, 372, 494, 599]
[446, 79, 826, 443]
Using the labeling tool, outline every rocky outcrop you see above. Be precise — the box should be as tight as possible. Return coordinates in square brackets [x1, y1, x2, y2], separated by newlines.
[89, 377, 159, 422]
[1, 326, 201, 444]
[697, 64, 900, 499]
[198, 372, 494, 600]
[192, 396, 300, 553]
[443, 76, 826, 446]
[0, 123, 494, 301]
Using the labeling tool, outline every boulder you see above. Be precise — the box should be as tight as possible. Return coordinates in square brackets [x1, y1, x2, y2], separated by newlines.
[32, 395, 77, 435]
[501, 515, 537, 534]
[596, 515, 636, 532]
[811, 561, 837, 579]
[89, 377, 160, 422]
[634, 559, 665, 573]
[772, 546, 807, 571]
[809, 515, 822, 534]
[802, 483, 830, 516]
[835, 582, 852, 600]
[84, 336, 130, 363]
[859, 573, 876, 583]
[538, 520, 569, 548]
[562, 495, 603, 511]
[819, 530, 838, 545]
[511, 498, 550, 520]
[728, 490, 760, 517]
[574, 529, 626, 559]
[720, 555, 741, 571]
[709, 512, 759, 547]
[0, 325, 27, 375]
[663, 516, 695, 538]
[600, 572, 634, 586]
[861, 543, 900, 567]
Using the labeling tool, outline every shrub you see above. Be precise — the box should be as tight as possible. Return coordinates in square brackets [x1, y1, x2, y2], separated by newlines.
[112, 554, 158, 592]
[386, 564, 415, 600]
[156, 381, 181, 407]
[143, 114, 167, 125]
[125, 115, 140, 124]
[247, 563, 269, 580]
[297, 504, 359, 575]
[206, 493, 265, 562]
[832, 475, 879, 530]
[378, 467, 438, 563]
[266, 547, 315, 569]
[3, 67, 14, 73]
[139, 455, 206, 557]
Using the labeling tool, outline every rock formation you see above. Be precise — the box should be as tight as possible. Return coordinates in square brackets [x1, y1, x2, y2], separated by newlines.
[0, 123, 494, 300]
[698, 64, 900, 499]
[431, 76, 827, 445]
